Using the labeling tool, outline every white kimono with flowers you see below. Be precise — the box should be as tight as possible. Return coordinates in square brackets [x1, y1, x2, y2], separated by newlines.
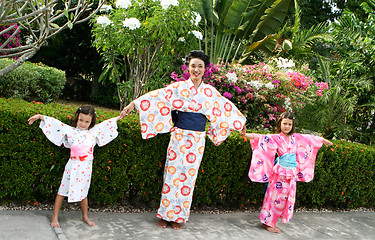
[40, 116, 118, 202]
[133, 78, 246, 223]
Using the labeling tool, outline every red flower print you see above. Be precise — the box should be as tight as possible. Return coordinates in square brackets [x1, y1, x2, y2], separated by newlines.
[172, 99, 184, 109]
[141, 123, 148, 133]
[181, 186, 191, 196]
[162, 183, 170, 194]
[224, 102, 232, 112]
[160, 106, 170, 116]
[168, 148, 177, 161]
[180, 173, 187, 182]
[186, 153, 196, 163]
[140, 100, 151, 111]
[204, 88, 213, 97]
[233, 120, 243, 130]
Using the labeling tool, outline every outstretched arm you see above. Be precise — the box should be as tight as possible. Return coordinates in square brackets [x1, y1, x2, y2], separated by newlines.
[240, 126, 255, 139]
[323, 139, 333, 146]
[120, 101, 135, 118]
[28, 114, 44, 125]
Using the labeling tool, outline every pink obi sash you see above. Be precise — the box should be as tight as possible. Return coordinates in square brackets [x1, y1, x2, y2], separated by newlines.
[70, 145, 93, 161]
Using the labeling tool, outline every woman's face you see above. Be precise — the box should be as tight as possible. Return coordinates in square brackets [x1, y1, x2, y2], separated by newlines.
[188, 58, 205, 83]
[280, 118, 294, 135]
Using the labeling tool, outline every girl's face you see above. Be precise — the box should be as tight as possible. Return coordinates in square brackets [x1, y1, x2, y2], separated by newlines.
[77, 113, 92, 130]
[188, 58, 206, 83]
[280, 118, 294, 135]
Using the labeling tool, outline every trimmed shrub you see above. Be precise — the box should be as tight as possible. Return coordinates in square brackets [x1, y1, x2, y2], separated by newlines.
[0, 98, 374, 210]
[0, 59, 66, 103]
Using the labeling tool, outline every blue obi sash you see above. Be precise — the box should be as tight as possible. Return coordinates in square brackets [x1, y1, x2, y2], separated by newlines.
[276, 153, 297, 169]
[172, 110, 207, 131]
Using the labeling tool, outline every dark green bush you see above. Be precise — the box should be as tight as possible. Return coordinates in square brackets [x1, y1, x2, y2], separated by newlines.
[0, 59, 66, 103]
[0, 97, 374, 210]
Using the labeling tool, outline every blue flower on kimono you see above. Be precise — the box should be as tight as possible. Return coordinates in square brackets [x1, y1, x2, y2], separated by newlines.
[276, 181, 282, 189]
[263, 174, 269, 182]
[297, 172, 304, 178]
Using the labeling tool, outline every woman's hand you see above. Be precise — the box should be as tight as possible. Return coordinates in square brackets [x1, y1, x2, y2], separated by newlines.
[28, 114, 44, 125]
[120, 102, 135, 118]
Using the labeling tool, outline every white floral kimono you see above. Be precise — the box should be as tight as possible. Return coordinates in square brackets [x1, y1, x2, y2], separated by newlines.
[40, 116, 118, 202]
[133, 78, 246, 223]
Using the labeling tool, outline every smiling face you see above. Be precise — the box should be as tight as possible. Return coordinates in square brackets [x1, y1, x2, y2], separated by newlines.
[188, 58, 206, 84]
[280, 118, 294, 135]
[76, 113, 93, 131]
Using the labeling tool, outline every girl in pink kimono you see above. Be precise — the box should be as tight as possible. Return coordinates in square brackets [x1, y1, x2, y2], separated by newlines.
[121, 51, 246, 230]
[241, 112, 332, 233]
[28, 105, 123, 228]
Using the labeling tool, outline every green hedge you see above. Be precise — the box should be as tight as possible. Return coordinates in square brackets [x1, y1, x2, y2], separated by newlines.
[0, 97, 374, 210]
[0, 59, 66, 103]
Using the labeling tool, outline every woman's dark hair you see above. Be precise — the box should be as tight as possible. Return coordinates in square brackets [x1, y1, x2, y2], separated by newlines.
[275, 112, 295, 135]
[184, 50, 210, 68]
[72, 105, 96, 129]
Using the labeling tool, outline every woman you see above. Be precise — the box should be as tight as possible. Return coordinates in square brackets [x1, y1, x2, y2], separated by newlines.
[121, 50, 246, 229]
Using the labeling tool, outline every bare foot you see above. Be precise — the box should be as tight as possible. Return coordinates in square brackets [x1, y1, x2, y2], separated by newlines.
[157, 219, 168, 228]
[83, 217, 96, 227]
[170, 221, 182, 230]
[50, 216, 60, 228]
[262, 224, 281, 233]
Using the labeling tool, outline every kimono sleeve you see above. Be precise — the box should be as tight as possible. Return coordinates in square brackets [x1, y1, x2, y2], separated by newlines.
[248, 134, 278, 182]
[206, 88, 246, 146]
[91, 118, 119, 147]
[295, 133, 325, 182]
[133, 84, 175, 139]
[39, 116, 71, 147]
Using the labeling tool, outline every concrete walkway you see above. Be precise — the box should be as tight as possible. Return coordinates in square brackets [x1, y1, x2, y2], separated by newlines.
[0, 210, 374, 240]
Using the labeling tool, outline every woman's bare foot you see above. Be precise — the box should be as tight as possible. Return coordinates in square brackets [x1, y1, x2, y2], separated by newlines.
[262, 224, 281, 233]
[157, 219, 168, 228]
[50, 217, 60, 228]
[83, 217, 96, 227]
[170, 221, 182, 230]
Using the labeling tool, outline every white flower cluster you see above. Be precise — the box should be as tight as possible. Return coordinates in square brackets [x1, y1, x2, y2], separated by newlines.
[116, 0, 132, 9]
[100, 4, 112, 12]
[178, 37, 185, 42]
[264, 82, 275, 90]
[191, 12, 202, 26]
[284, 97, 292, 111]
[189, 30, 203, 40]
[248, 81, 263, 90]
[97, 16, 113, 26]
[276, 57, 295, 69]
[225, 72, 238, 83]
[123, 18, 141, 30]
[160, 0, 179, 10]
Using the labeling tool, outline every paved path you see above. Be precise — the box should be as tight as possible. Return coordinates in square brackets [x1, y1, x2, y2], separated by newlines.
[0, 210, 374, 240]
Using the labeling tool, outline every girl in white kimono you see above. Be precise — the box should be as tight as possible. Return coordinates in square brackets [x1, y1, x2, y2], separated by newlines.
[28, 105, 123, 228]
[121, 51, 247, 230]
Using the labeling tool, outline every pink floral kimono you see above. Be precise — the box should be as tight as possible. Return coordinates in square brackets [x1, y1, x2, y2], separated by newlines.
[40, 116, 118, 202]
[249, 133, 324, 227]
[133, 78, 246, 223]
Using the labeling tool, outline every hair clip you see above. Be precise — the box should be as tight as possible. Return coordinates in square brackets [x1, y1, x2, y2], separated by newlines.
[79, 107, 82, 111]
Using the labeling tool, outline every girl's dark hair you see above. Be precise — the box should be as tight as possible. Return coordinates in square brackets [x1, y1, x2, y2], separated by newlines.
[72, 105, 96, 129]
[184, 50, 210, 68]
[275, 112, 295, 135]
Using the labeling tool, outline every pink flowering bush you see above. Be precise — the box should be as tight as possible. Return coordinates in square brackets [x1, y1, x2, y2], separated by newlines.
[0, 23, 21, 58]
[171, 58, 328, 130]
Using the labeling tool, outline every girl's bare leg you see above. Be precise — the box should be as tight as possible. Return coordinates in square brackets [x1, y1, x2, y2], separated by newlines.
[80, 197, 95, 226]
[51, 195, 65, 227]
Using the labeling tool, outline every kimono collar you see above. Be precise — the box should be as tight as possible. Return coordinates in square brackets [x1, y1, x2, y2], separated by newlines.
[280, 132, 295, 146]
[188, 78, 204, 93]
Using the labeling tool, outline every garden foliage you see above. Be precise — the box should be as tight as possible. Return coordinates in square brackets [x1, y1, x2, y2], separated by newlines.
[172, 58, 328, 131]
[0, 59, 66, 103]
[0, 98, 374, 210]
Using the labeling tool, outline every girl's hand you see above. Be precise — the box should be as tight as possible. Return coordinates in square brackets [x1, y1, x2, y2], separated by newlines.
[120, 102, 135, 118]
[28, 114, 43, 125]
[240, 125, 247, 137]
[324, 139, 333, 146]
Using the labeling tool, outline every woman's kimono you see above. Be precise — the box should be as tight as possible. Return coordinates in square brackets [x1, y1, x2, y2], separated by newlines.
[249, 133, 324, 228]
[40, 116, 118, 202]
[133, 78, 246, 223]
